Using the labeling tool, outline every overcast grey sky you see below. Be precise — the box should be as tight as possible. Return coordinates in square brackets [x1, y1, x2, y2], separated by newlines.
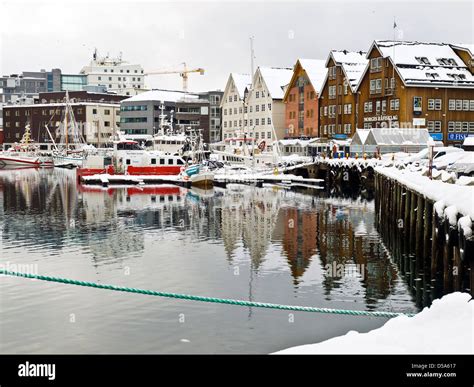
[1, 0, 473, 92]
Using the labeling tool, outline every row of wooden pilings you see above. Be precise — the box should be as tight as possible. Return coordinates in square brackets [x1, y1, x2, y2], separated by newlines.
[375, 172, 473, 306]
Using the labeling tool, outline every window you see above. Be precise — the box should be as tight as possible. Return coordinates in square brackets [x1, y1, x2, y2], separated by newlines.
[448, 121, 455, 132]
[382, 100, 387, 113]
[256, 118, 259, 126]
[261, 104, 265, 111]
[364, 101, 373, 113]
[267, 117, 271, 125]
[344, 83, 348, 95]
[370, 57, 382, 72]
[449, 99, 456, 111]
[470, 100, 474, 111]
[456, 100, 462, 110]
[268, 103, 271, 110]
[376, 100, 381, 114]
[256, 91, 260, 98]
[415, 57, 431, 65]
[151, 158, 156, 165]
[428, 99, 442, 110]
[463, 100, 469, 111]
[104, 109, 110, 115]
[390, 99, 400, 111]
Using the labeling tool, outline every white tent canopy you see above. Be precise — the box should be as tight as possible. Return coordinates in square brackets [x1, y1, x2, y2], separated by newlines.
[350, 128, 431, 154]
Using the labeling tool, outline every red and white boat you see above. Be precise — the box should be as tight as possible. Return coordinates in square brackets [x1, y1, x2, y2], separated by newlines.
[0, 124, 53, 168]
[77, 137, 186, 179]
[0, 152, 41, 167]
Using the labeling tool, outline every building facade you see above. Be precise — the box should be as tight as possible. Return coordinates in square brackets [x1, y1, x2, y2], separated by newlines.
[221, 73, 251, 140]
[80, 51, 145, 96]
[283, 59, 326, 138]
[318, 50, 368, 140]
[356, 40, 474, 145]
[245, 67, 293, 150]
[120, 89, 200, 141]
[2, 91, 125, 149]
[175, 91, 223, 144]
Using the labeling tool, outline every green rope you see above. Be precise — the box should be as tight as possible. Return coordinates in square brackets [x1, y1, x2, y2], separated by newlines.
[0, 270, 415, 318]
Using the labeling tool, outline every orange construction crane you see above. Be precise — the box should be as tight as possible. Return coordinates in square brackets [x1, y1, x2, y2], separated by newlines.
[145, 62, 204, 92]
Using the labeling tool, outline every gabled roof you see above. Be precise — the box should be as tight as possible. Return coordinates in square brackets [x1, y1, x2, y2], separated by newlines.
[351, 129, 371, 145]
[221, 73, 251, 107]
[367, 40, 474, 88]
[296, 59, 327, 92]
[450, 43, 474, 58]
[256, 67, 293, 99]
[283, 59, 327, 101]
[320, 50, 368, 93]
[230, 73, 251, 99]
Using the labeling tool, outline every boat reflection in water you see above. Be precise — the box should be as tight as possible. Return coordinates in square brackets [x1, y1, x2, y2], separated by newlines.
[0, 169, 418, 354]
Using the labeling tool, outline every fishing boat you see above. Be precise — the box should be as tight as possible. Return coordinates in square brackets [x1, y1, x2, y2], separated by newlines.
[77, 132, 186, 178]
[0, 124, 53, 168]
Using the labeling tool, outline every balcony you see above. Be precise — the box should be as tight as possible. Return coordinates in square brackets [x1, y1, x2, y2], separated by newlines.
[384, 88, 395, 96]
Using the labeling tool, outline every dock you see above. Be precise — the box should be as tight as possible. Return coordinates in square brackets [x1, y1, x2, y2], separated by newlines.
[80, 172, 324, 189]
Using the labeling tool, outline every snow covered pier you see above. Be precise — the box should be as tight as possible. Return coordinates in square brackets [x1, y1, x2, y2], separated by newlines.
[374, 167, 474, 303]
[213, 173, 323, 189]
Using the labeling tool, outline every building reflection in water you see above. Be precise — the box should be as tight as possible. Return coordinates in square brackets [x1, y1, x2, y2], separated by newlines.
[0, 170, 406, 306]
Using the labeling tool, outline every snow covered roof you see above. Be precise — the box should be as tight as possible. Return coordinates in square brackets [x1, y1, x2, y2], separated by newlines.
[450, 43, 474, 56]
[365, 128, 431, 146]
[373, 40, 474, 88]
[351, 129, 371, 145]
[230, 73, 251, 99]
[322, 50, 369, 92]
[277, 138, 319, 147]
[257, 67, 293, 99]
[123, 89, 199, 103]
[297, 59, 327, 92]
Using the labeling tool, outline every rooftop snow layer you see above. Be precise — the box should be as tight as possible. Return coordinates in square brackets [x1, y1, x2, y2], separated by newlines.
[258, 67, 293, 99]
[297, 59, 327, 93]
[230, 73, 251, 98]
[330, 50, 369, 90]
[375, 40, 474, 87]
[123, 89, 199, 103]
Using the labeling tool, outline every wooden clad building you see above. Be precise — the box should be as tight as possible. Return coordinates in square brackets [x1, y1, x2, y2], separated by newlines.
[356, 40, 474, 145]
[318, 50, 368, 140]
[283, 59, 326, 138]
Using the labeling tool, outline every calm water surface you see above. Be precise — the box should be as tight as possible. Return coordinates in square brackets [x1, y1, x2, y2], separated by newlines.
[0, 168, 418, 354]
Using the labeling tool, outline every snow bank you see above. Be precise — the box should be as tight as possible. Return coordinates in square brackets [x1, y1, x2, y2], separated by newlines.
[274, 292, 473, 354]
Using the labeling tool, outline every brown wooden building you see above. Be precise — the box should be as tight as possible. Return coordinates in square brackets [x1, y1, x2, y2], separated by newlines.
[356, 41, 474, 145]
[318, 50, 368, 140]
[283, 59, 326, 138]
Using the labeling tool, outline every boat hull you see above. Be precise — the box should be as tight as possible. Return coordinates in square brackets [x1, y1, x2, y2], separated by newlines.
[0, 155, 40, 167]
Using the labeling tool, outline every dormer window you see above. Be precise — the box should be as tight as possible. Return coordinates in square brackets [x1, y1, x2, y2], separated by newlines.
[415, 57, 431, 65]
[425, 72, 439, 80]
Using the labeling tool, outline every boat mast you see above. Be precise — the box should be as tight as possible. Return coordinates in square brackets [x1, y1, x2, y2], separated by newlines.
[64, 91, 69, 151]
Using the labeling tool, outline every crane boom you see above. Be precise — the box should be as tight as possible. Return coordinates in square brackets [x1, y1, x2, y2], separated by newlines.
[144, 62, 205, 92]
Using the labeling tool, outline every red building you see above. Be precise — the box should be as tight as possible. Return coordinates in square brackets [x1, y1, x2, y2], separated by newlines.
[283, 59, 326, 138]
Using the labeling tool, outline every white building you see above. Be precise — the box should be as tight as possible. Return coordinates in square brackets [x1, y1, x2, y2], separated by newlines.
[245, 66, 293, 150]
[80, 51, 145, 96]
[221, 73, 251, 140]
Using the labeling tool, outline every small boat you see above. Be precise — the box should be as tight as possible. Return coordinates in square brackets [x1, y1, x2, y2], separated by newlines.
[0, 124, 52, 168]
[183, 164, 214, 188]
[0, 152, 41, 168]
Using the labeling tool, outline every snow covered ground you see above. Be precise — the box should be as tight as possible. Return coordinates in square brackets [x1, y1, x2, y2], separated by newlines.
[274, 292, 473, 354]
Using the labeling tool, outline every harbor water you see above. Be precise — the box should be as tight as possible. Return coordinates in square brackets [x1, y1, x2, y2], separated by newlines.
[0, 168, 418, 354]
